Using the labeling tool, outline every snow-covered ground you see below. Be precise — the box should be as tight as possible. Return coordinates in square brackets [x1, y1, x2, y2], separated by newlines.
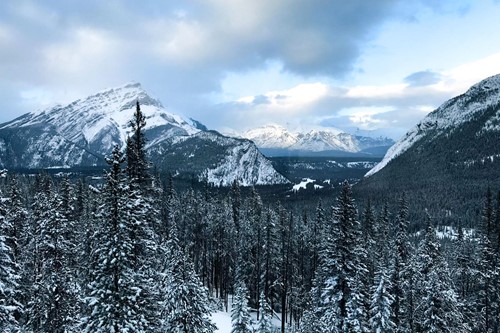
[211, 297, 282, 332]
[212, 310, 233, 333]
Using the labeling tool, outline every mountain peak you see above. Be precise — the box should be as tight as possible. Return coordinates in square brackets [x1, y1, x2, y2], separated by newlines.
[85, 82, 163, 111]
[240, 123, 393, 154]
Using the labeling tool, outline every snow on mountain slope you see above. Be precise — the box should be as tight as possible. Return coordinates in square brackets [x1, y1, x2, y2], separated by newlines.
[291, 130, 359, 152]
[148, 131, 289, 186]
[2, 83, 200, 156]
[239, 125, 393, 153]
[366, 73, 500, 177]
[0, 83, 288, 186]
[244, 124, 297, 148]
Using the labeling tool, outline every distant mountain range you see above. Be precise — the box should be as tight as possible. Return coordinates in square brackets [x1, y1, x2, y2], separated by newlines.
[358, 73, 500, 222]
[234, 124, 394, 157]
[0, 83, 289, 186]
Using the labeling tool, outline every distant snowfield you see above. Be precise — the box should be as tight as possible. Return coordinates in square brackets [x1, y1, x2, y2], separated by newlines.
[292, 178, 315, 192]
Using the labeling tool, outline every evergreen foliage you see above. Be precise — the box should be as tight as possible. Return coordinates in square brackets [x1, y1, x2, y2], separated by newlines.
[0, 179, 21, 331]
[161, 227, 215, 333]
[84, 146, 149, 332]
[231, 281, 252, 333]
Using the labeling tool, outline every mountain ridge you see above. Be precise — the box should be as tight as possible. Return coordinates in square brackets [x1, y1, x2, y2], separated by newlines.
[366, 73, 500, 177]
[356, 73, 500, 224]
[0, 83, 289, 186]
[236, 124, 394, 155]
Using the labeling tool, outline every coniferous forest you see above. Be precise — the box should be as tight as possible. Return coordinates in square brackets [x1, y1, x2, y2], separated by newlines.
[1, 103, 499, 333]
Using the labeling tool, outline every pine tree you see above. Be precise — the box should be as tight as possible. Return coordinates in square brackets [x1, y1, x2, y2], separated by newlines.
[417, 217, 466, 333]
[476, 188, 498, 332]
[126, 100, 150, 187]
[161, 226, 216, 333]
[36, 190, 79, 332]
[83, 146, 148, 332]
[0, 176, 21, 331]
[369, 270, 395, 333]
[391, 194, 410, 332]
[256, 292, 273, 333]
[321, 180, 365, 332]
[24, 174, 53, 332]
[231, 280, 252, 333]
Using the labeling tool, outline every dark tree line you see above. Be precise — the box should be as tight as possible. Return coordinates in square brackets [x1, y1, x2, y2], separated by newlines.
[0, 102, 499, 332]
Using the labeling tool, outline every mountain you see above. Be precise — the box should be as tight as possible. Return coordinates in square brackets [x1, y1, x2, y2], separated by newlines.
[240, 124, 394, 156]
[357, 74, 500, 223]
[0, 83, 289, 186]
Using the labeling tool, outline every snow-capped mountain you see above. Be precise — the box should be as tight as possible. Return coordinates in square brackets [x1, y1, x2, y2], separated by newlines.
[366, 74, 500, 177]
[357, 73, 500, 223]
[240, 125, 393, 155]
[149, 131, 289, 186]
[0, 83, 288, 186]
[244, 125, 297, 149]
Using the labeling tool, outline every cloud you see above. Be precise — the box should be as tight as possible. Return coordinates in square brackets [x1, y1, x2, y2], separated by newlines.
[1, 0, 499, 141]
[404, 70, 442, 87]
[0, 0, 405, 122]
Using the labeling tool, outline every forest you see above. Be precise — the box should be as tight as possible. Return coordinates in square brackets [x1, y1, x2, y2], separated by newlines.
[0, 103, 499, 333]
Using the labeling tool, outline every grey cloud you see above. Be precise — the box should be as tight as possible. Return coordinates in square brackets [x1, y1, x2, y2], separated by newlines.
[0, 1, 403, 93]
[252, 95, 270, 105]
[0, 0, 465, 138]
[404, 71, 442, 87]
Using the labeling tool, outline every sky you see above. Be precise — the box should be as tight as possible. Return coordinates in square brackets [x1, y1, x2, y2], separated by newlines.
[2, 0, 500, 140]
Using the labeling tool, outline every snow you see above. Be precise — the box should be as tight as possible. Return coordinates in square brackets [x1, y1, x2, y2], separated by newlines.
[3, 82, 202, 150]
[239, 124, 392, 153]
[292, 178, 315, 192]
[365, 127, 424, 177]
[199, 133, 289, 186]
[211, 297, 282, 333]
[366, 73, 500, 177]
[212, 311, 233, 333]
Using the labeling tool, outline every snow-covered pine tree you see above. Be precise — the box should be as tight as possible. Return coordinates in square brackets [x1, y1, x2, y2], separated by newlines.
[37, 190, 79, 332]
[391, 194, 410, 332]
[256, 291, 273, 333]
[321, 180, 365, 332]
[83, 146, 148, 333]
[5, 175, 26, 324]
[124, 101, 162, 330]
[231, 280, 253, 333]
[417, 217, 466, 333]
[0, 173, 21, 331]
[369, 270, 395, 333]
[260, 206, 280, 312]
[346, 269, 369, 333]
[362, 199, 377, 283]
[5, 175, 26, 271]
[24, 174, 53, 331]
[476, 188, 499, 332]
[248, 186, 264, 310]
[160, 225, 216, 333]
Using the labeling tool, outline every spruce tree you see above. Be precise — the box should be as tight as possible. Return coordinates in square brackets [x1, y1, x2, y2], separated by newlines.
[127, 100, 149, 187]
[231, 280, 252, 333]
[256, 291, 273, 333]
[321, 180, 365, 332]
[417, 217, 465, 333]
[160, 226, 215, 333]
[83, 146, 148, 332]
[369, 270, 395, 333]
[0, 177, 21, 331]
